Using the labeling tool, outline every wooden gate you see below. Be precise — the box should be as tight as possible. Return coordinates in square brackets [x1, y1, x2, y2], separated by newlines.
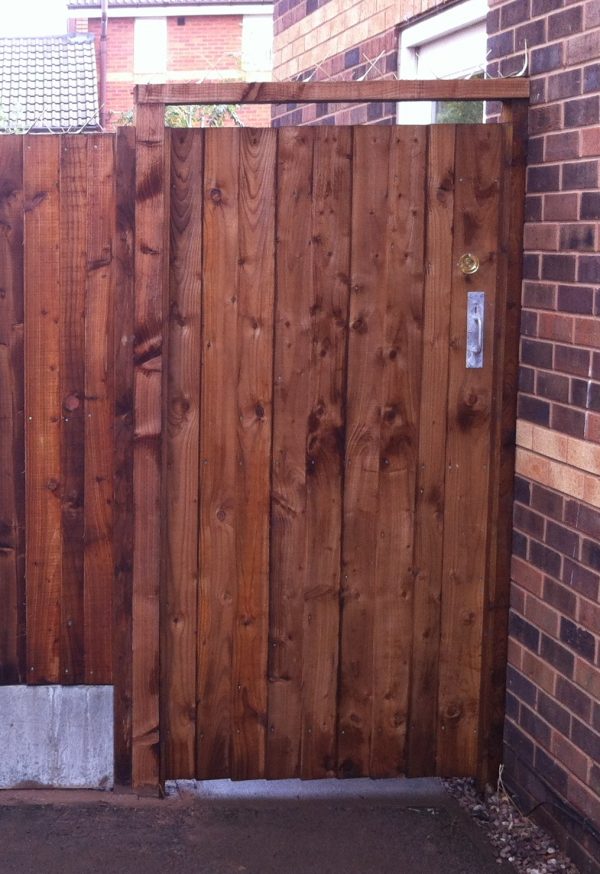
[0, 81, 527, 794]
[131, 83, 528, 787]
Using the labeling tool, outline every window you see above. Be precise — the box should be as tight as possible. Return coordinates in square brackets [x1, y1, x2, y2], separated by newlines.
[397, 0, 488, 124]
[134, 17, 167, 80]
[241, 15, 273, 81]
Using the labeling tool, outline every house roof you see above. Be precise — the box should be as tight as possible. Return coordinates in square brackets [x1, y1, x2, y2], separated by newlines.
[68, 0, 271, 7]
[0, 35, 99, 132]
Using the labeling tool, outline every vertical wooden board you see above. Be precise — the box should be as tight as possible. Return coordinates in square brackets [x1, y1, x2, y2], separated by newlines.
[163, 128, 202, 779]
[59, 137, 87, 685]
[231, 128, 276, 780]
[113, 126, 136, 786]
[407, 126, 456, 776]
[0, 137, 25, 684]
[300, 127, 351, 779]
[23, 136, 62, 684]
[266, 127, 314, 779]
[133, 104, 166, 790]
[478, 105, 528, 784]
[436, 124, 504, 776]
[84, 136, 115, 684]
[197, 128, 240, 779]
[369, 127, 426, 777]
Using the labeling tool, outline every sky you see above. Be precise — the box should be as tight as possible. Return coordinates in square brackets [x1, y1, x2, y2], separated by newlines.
[1, 0, 69, 36]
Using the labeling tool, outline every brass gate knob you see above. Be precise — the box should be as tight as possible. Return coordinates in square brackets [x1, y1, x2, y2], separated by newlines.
[458, 253, 480, 275]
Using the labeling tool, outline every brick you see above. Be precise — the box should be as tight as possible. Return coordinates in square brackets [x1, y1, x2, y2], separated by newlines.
[571, 378, 591, 408]
[565, 500, 600, 540]
[504, 718, 535, 762]
[543, 192, 579, 221]
[571, 718, 600, 759]
[551, 403, 586, 438]
[592, 353, 600, 379]
[531, 484, 564, 519]
[522, 703, 552, 747]
[559, 224, 596, 251]
[567, 31, 600, 64]
[554, 344, 590, 376]
[511, 555, 544, 595]
[538, 312, 573, 342]
[536, 371, 570, 402]
[487, 7, 501, 33]
[526, 135, 544, 164]
[513, 529, 528, 558]
[530, 539, 562, 576]
[544, 577, 577, 615]
[574, 316, 600, 347]
[501, 0, 531, 26]
[564, 96, 600, 128]
[583, 62, 600, 94]
[551, 733, 589, 783]
[529, 103, 561, 135]
[523, 253, 540, 279]
[539, 690, 571, 734]
[522, 281, 555, 309]
[563, 557, 600, 600]
[580, 127, 600, 157]
[535, 745, 569, 793]
[531, 0, 563, 12]
[513, 476, 531, 505]
[527, 164, 560, 192]
[525, 593, 561, 636]
[506, 664, 538, 707]
[505, 690, 520, 719]
[525, 195, 543, 222]
[520, 338, 553, 368]
[578, 597, 600, 638]
[519, 365, 535, 392]
[520, 311, 538, 338]
[510, 609, 541, 651]
[518, 394, 550, 426]
[546, 520, 579, 557]
[541, 254, 576, 282]
[548, 5, 583, 38]
[530, 43, 563, 74]
[581, 538, 600, 572]
[514, 504, 546, 538]
[524, 222, 559, 250]
[578, 256, 600, 284]
[556, 675, 592, 721]
[488, 30, 515, 59]
[557, 284, 594, 314]
[547, 68, 582, 101]
[560, 617, 596, 661]
[515, 18, 546, 49]
[545, 131, 580, 161]
[511, 585, 526, 614]
[562, 160, 599, 189]
[541, 634, 575, 676]
[581, 192, 600, 219]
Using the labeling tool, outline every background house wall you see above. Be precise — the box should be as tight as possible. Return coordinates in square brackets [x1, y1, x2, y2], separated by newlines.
[273, 1, 599, 870]
[69, 4, 273, 126]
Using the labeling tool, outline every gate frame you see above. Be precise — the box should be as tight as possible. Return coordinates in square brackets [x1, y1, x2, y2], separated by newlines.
[130, 80, 529, 793]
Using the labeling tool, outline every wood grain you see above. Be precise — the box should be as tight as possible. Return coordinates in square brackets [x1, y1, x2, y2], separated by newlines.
[133, 103, 166, 791]
[113, 125, 136, 786]
[231, 128, 275, 780]
[436, 124, 503, 776]
[24, 136, 62, 684]
[0, 137, 25, 684]
[407, 126, 456, 776]
[339, 127, 425, 777]
[136, 80, 530, 107]
[267, 127, 314, 779]
[197, 128, 240, 779]
[162, 128, 202, 778]
[300, 127, 351, 779]
[58, 137, 87, 685]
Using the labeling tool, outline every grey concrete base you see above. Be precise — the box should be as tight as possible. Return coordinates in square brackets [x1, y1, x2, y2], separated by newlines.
[167, 776, 443, 802]
[0, 686, 113, 789]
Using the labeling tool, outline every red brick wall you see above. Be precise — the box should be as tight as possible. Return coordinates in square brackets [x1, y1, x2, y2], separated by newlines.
[78, 14, 270, 127]
[488, 0, 600, 868]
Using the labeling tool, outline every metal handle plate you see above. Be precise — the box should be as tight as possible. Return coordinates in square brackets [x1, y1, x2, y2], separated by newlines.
[466, 291, 485, 368]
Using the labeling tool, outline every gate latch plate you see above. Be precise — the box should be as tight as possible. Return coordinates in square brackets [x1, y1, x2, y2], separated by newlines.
[466, 291, 485, 369]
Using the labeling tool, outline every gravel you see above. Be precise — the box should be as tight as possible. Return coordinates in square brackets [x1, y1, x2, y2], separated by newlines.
[443, 774, 580, 874]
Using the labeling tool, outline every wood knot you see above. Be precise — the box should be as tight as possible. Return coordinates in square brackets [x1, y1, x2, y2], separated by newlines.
[210, 187, 222, 204]
[63, 394, 80, 412]
[216, 509, 226, 522]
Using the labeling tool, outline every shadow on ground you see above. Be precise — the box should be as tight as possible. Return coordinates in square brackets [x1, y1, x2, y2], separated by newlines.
[0, 779, 513, 874]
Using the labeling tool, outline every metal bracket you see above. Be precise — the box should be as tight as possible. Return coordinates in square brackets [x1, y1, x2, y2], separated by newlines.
[466, 291, 485, 369]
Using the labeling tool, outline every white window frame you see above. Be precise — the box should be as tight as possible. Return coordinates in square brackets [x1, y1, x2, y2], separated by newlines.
[134, 16, 167, 81]
[397, 0, 488, 124]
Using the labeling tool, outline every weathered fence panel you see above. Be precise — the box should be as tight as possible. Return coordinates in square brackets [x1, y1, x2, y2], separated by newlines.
[0, 99, 525, 790]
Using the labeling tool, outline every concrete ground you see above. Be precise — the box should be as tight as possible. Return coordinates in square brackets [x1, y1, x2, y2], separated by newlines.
[0, 778, 513, 874]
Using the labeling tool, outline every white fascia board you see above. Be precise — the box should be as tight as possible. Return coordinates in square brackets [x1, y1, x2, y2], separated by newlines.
[78, 5, 273, 17]
[399, 0, 487, 48]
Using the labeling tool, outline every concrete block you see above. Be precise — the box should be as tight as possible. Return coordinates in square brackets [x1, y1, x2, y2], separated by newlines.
[0, 686, 114, 789]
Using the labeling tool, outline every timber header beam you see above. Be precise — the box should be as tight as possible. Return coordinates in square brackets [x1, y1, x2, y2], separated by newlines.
[135, 80, 530, 107]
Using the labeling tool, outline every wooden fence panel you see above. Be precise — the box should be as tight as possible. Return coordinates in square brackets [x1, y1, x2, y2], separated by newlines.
[0, 137, 25, 685]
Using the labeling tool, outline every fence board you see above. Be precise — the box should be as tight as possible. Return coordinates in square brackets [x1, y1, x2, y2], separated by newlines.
[58, 137, 87, 685]
[113, 126, 136, 785]
[231, 128, 276, 780]
[437, 124, 503, 775]
[162, 128, 203, 778]
[407, 125, 456, 775]
[299, 127, 351, 779]
[0, 137, 25, 684]
[24, 136, 62, 684]
[267, 127, 314, 779]
[197, 128, 240, 779]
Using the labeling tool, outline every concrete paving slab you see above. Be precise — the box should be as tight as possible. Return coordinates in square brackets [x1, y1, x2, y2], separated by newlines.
[0, 779, 511, 874]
